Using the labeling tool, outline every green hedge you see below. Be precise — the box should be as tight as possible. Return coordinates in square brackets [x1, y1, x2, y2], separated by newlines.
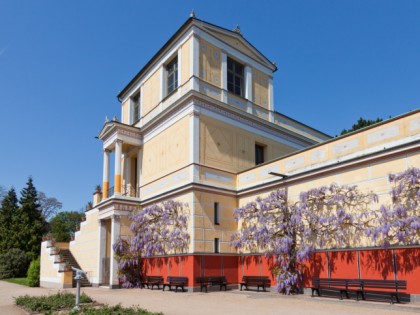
[27, 256, 40, 287]
[0, 248, 31, 279]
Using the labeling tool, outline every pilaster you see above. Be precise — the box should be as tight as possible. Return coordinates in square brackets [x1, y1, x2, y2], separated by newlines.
[109, 215, 121, 288]
[114, 140, 123, 195]
[102, 149, 110, 199]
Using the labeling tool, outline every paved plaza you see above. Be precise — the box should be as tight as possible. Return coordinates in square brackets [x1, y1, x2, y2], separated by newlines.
[0, 280, 419, 315]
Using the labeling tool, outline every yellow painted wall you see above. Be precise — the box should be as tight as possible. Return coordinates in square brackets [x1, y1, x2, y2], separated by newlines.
[142, 68, 161, 118]
[122, 99, 129, 124]
[200, 115, 296, 173]
[69, 209, 100, 284]
[199, 39, 222, 87]
[181, 39, 191, 85]
[193, 191, 237, 253]
[238, 152, 419, 248]
[141, 116, 190, 185]
[211, 30, 261, 62]
[238, 111, 420, 188]
[252, 68, 269, 109]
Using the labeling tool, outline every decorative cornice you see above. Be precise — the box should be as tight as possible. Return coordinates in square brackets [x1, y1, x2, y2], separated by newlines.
[192, 98, 310, 148]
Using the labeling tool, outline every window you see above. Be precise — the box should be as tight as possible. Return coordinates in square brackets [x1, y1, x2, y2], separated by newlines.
[255, 144, 265, 165]
[214, 238, 220, 253]
[131, 92, 140, 123]
[166, 56, 178, 95]
[214, 202, 220, 225]
[227, 57, 244, 97]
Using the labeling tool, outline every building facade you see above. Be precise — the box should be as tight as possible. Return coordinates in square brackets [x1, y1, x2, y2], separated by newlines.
[40, 17, 420, 297]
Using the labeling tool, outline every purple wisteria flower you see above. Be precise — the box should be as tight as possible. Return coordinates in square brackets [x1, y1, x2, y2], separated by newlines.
[231, 183, 377, 294]
[113, 200, 190, 288]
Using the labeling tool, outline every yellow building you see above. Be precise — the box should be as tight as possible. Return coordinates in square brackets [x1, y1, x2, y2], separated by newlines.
[40, 16, 420, 294]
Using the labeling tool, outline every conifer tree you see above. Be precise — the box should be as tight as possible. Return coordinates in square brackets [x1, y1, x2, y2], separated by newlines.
[17, 177, 47, 259]
[0, 188, 19, 253]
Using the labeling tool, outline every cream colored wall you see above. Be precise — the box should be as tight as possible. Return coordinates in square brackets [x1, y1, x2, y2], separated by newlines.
[40, 241, 72, 288]
[69, 209, 100, 284]
[211, 30, 262, 62]
[181, 39, 191, 86]
[141, 115, 190, 185]
[199, 39, 221, 87]
[252, 68, 269, 109]
[200, 115, 296, 173]
[122, 99, 130, 124]
[142, 68, 161, 118]
[238, 152, 419, 248]
[193, 191, 237, 254]
[238, 112, 420, 189]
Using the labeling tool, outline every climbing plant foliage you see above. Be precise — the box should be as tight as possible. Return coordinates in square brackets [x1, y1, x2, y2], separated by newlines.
[113, 200, 190, 288]
[231, 184, 377, 294]
[366, 168, 420, 247]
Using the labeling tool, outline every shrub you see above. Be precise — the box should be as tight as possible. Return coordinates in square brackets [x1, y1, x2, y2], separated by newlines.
[78, 304, 163, 315]
[0, 248, 31, 279]
[27, 256, 40, 287]
[15, 292, 92, 313]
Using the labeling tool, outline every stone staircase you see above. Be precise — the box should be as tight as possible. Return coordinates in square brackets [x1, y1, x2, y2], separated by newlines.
[60, 249, 92, 287]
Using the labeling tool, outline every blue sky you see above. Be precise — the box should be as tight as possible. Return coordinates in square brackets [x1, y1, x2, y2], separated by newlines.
[0, 0, 419, 212]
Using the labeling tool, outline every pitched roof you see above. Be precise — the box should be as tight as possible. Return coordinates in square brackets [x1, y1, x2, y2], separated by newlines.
[117, 17, 277, 100]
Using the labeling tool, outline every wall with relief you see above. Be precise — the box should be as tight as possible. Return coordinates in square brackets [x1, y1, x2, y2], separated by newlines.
[199, 114, 297, 173]
[141, 115, 190, 185]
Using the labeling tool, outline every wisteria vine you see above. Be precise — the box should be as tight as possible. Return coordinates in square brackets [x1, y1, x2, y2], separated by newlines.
[113, 200, 190, 288]
[231, 184, 377, 294]
[366, 168, 420, 247]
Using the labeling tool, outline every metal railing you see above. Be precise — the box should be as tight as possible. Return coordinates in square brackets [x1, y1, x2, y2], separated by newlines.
[122, 184, 140, 198]
[107, 186, 114, 198]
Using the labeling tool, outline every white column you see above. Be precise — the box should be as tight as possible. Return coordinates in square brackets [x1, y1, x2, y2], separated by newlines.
[190, 34, 200, 91]
[114, 140, 122, 195]
[97, 220, 107, 285]
[109, 215, 121, 288]
[137, 147, 142, 198]
[245, 65, 253, 114]
[189, 110, 200, 182]
[102, 149, 110, 198]
[269, 78, 274, 122]
[221, 51, 228, 103]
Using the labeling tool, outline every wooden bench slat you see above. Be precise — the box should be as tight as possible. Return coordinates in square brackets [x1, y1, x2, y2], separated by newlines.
[196, 276, 227, 292]
[163, 276, 188, 293]
[311, 278, 407, 304]
[240, 276, 271, 292]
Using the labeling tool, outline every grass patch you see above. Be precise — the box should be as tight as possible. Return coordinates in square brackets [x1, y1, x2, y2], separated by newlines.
[3, 277, 28, 286]
[15, 292, 163, 315]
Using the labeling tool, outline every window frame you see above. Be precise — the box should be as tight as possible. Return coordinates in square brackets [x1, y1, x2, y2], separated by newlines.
[255, 143, 265, 165]
[130, 91, 141, 124]
[227, 57, 244, 97]
[214, 238, 220, 254]
[214, 202, 220, 225]
[166, 56, 178, 95]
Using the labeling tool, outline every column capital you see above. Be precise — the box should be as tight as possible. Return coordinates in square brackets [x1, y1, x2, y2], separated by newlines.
[103, 148, 111, 154]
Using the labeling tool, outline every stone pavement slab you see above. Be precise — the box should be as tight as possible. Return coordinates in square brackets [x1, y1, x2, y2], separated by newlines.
[1, 280, 419, 315]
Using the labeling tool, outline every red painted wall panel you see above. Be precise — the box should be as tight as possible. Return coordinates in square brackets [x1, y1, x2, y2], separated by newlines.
[329, 251, 358, 279]
[141, 249, 420, 294]
[395, 248, 420, 294]
[223, 256, 239, 284]
[203, 256, 222, 276]
[359, 249, 394, 280]
[303, 252, 328, 286]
